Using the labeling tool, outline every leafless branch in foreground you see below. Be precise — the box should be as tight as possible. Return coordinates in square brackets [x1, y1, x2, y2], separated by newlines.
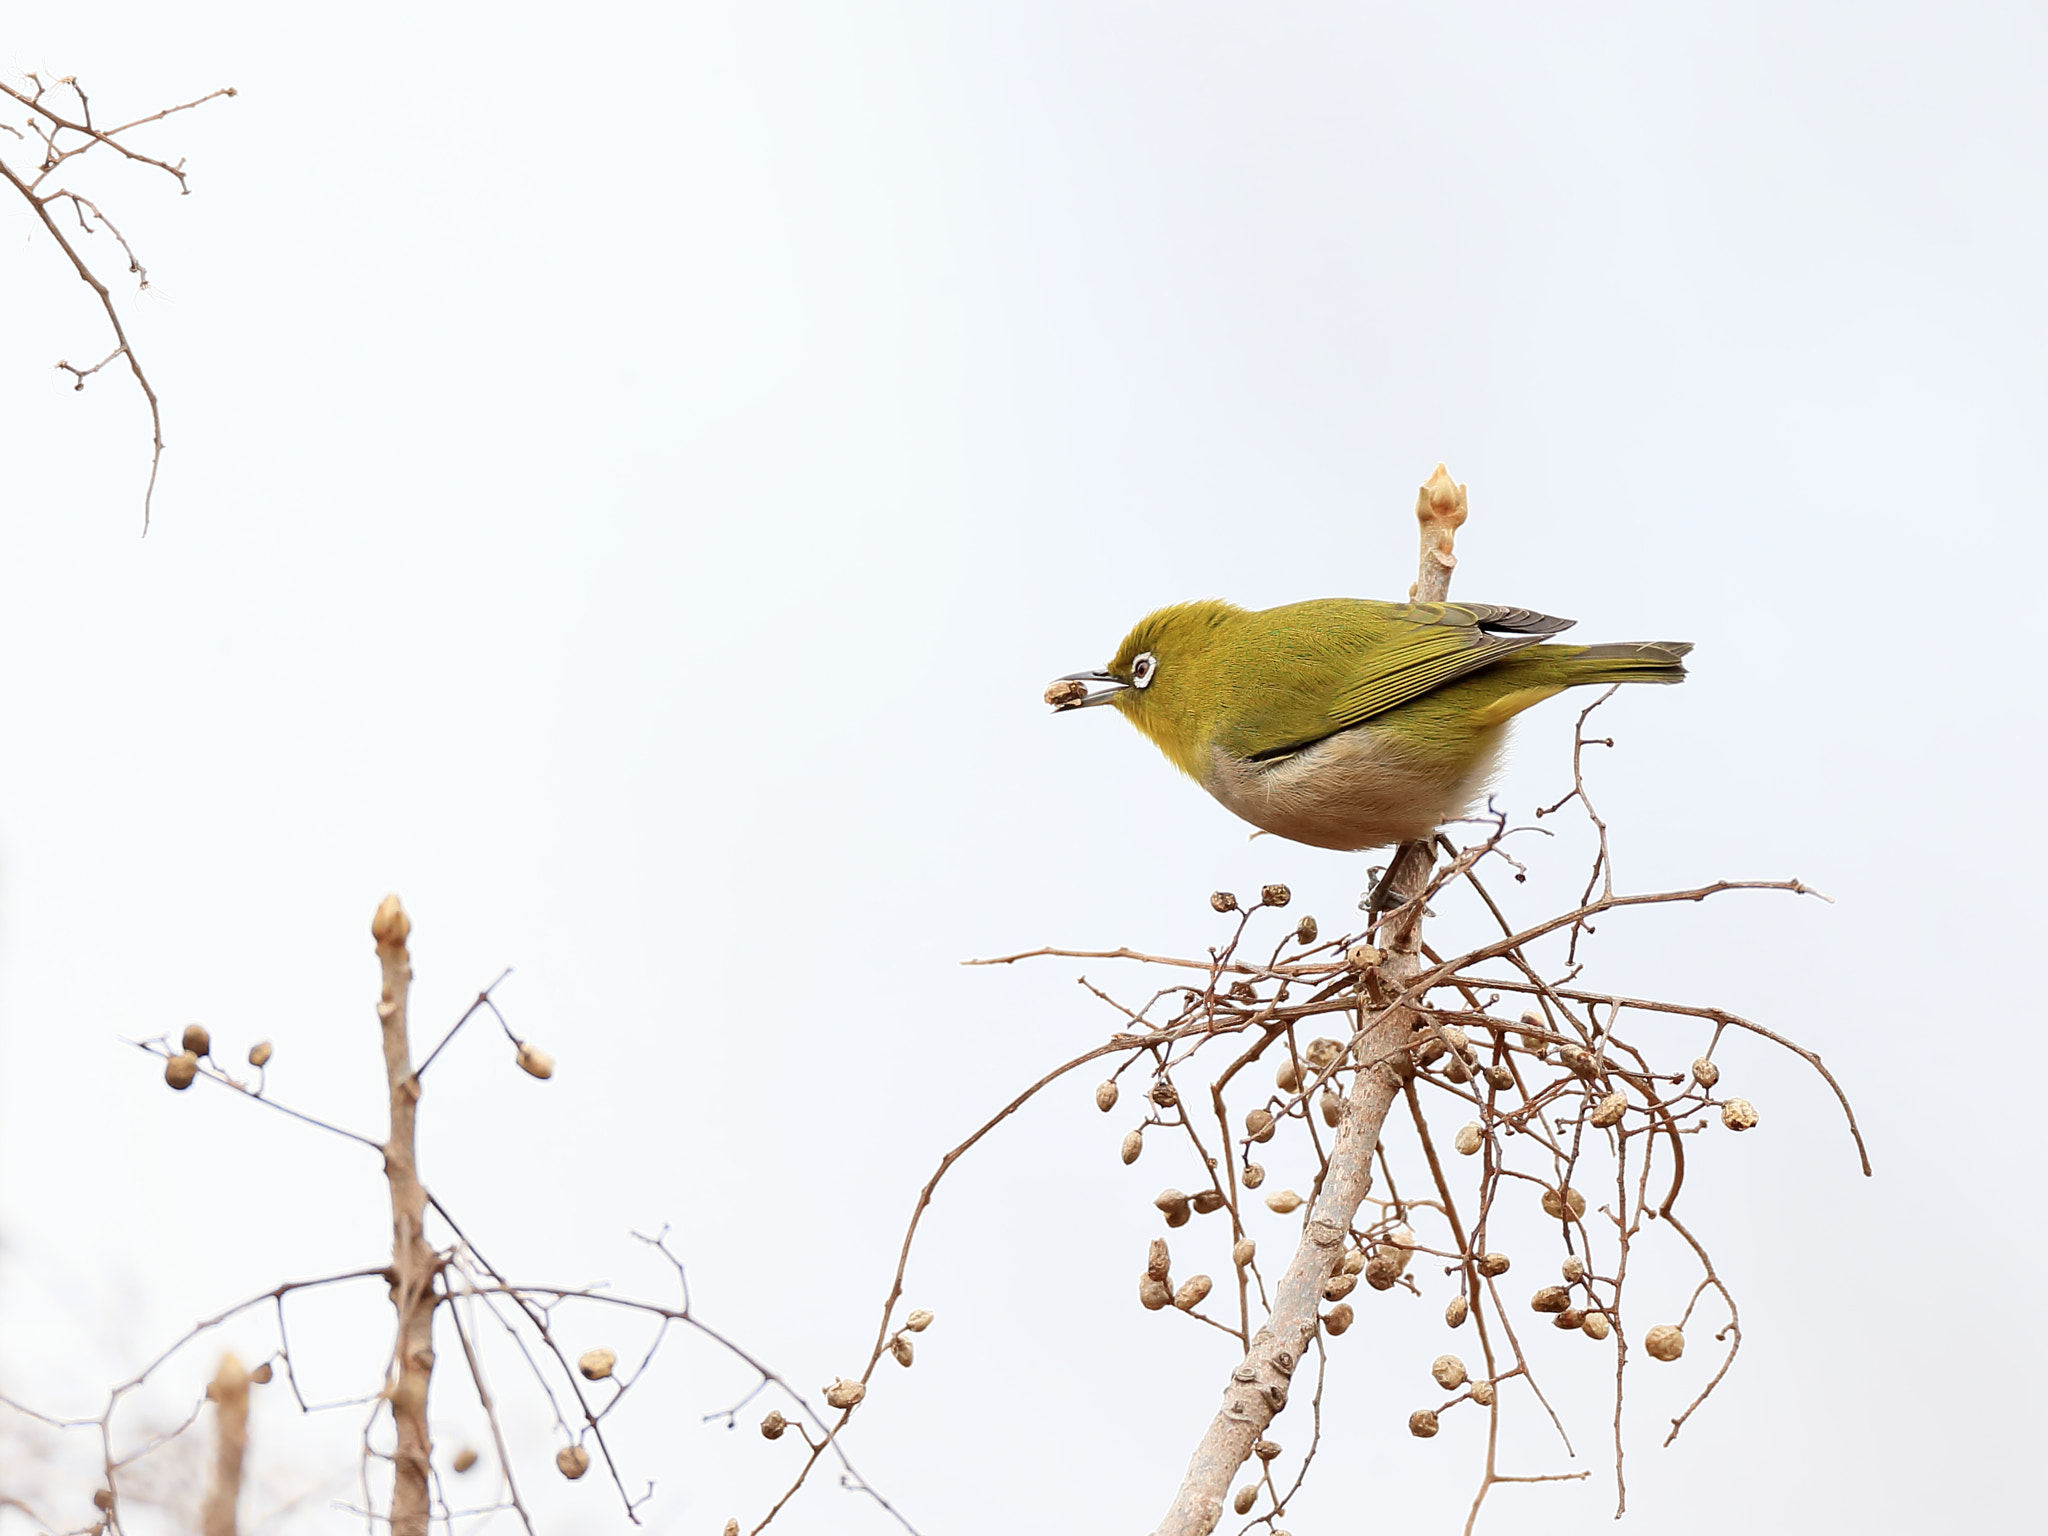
[1, 71, 236, 531]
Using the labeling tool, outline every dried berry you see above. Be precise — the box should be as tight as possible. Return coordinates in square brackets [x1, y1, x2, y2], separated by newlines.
[1232, 1238, 1257, 1267]
[165, 1052, 199, 1091]
[1323, 1302, 1355, 1335]
[1275, 1058, 1302, 1092]
[1644, 1324, 1685, 1361]
[1305, 1037, 1345, 1071]
[905, 1309, 934, 1332]
[1323, 1273, 1358, 1301]
[1318, 1089, 1343, 1127]
[1149, 1081, 1179, 1107]
[1174, 1275, 1214, 1311]
[1121, 1128, 1145, 1165]
[760, 1410, 789, 1439]
[1408, 1409, 1440, 1439]
[1346, 942, 1383, 970]
[1559, 1044, 1602, 1080]
[1470, 1380, 1496, 1406]
[1560, 1256, 1585, 1283]
[1241, 1162, 1266, 1189]
[1139, 1276, 1173, 1311]
[1517, 1010, 1547, 1051]
[1540, 1187, 1586, 1222]
[1453, 1122, 1484, 1157]
[1554, 1308, 1585, 1330]
[1340, 1248, 1366, 1276]
[250, 1362, 272, 1385]
[1590, 1090, 1627, 1129]
[1254, 1437, 1282, 1461]
[1364, 1254, 1403, 1290]
[824, 1378, 866, 1409]
[1444, 1056, 1472, 1084]
[1477, 1252, 1511, 1278]
[1260, 883, 1292, 908]
[1265, 1189, 1305, 1215]
[182, 1024, 211, 1057]
[1720, 1097, 1759, 1132]
[1296, 915, 1319, 944]
[577, 1349, 615, 1381]
[889, 1336, 914, 1367]
[515, 1043, 555, 1080]
[556, 1446, 590, 1480]
[93, 1490, 113, 1511]
[1233, 1484, 1258, 1515]
[1484, 1064, 1515, 1091]
[1191, 1189, 1226, 1215]
[1154, 1189, 1193, 1227]
[1044, 678, 1089, 707]
[1431, 1354, 1467, 1390]
[1210, 891, 1239, 913]
[248, 1040, 273, 1068]
[1582, 1311, 1613, 1341]
[1531, 1286, 1571, 1314]
[1691, 1057, 1721, 1088]
[1441, 1025, 1471, 1056]
[1445, 1295, 1469, 1328]
[1245, 1108, 1276, 1143]
[1147, 1238, 1172, 1280]
[1094, 1080, 1119, 1113]
[452, 1448, 478, 1472]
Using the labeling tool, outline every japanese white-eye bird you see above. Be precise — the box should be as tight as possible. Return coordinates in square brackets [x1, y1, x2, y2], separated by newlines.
[1048, 599, 1690, 852]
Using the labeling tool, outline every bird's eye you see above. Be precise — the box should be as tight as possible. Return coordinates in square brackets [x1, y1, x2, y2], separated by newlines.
[1131, 652, 1157, 689]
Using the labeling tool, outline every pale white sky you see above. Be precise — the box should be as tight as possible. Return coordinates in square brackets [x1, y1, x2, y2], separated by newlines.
[3, 4, 2042, 1533]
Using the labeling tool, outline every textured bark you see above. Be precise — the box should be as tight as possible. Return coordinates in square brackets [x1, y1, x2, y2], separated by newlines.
[373, 895, 437, 1536]
[1150, 467, 1464, 1535]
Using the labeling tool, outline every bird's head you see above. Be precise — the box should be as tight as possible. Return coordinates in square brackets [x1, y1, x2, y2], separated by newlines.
[1047, 600, 1242, 778]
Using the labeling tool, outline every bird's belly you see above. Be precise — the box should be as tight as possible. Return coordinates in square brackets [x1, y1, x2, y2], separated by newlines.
[1203, 727, 1499, 852]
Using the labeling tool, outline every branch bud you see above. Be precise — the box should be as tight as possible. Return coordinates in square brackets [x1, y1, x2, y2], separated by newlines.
[371, 894, 410, 948]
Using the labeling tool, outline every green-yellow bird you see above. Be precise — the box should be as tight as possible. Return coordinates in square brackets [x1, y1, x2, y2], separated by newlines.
[1049, 598, 1690, 852]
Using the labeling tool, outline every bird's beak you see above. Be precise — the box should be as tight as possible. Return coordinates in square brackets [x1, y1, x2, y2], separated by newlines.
[1046, 670, 1127, 712]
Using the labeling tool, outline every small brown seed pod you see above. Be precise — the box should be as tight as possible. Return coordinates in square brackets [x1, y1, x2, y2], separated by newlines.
[1174, 1275, 1214, 1311]
[1559, 1044, 1602, 1080]
[1210, 891, 1239, 913]
[1470, 1380, 1497, 1407]
[1233, 1484, 1258, 1516]
[760, 1410, 789, 1439]
[1560, 1255, 1586, 1283]
[1323, 1302, 1355, 1335]
[1147, 1238, 1172, 1280]
[824, 1378, 866, 1409]
[1340, 1248, 1366, 1276]
[93, 1490, 113, 1511]
[1363, 1254, 1402, 1290]
[1155, 1189, 1193, 1227]
[1720, 1097, 1759, 1131]
[1445, 1295, 1470, 1328]
[890, 1336, 914, 1367]
[453, 1447, 478, 1473]
[1241, 1162, 1266, 1189]
[1254, 1438, 1281, 1461]
[1275, 1057, 1302, 1092]
[1045, 678, 1089, 707]
[165, 1052, 199, 1091]
[1232, 1237, 1257, 1267]
[1304, 1036, 1345, 1071]
[1441, 1025, 1471, 1056]
[1149, 1081, 1179, 1107]
[1382, 1227, 1415, 1274]
[1644, 1324, 1685, 1361]
[1323, 1273, 1358, 1301]
[182, 1023, 211, 1057]
[1414, 1036, 1448, 1067]
[1296, 915, 1319, 944]
[1245, 1108, 1277, 1143]
[724, 1523, 740, 1536]
[1408, 1409, 1440, 1439]
[1581, 1311, 1613, 1341]
[1190, 1188, 1226, 1215]
[248, 1040, 274, 1068]
[1691, 1057, 1721, 1088]
[250, 1362, 273, 1385]
[1260, 883, 1292, 908]
[1531, 1286, 1571, 1314]
[1265, 1188, 1305, 1214]
[1443, 1056, 1472, 1084]
[1540, 1187, 1586, 1222]
[1121, 1128, 1144, 1165]
[1139, 1275, 1173, 1311]
[1431, 1354, 1467, 1390]
[1318, 1089, 1343, 1127]
[1346, 941, 1383, 970]
[905, 1309, 935, 1332]
[1453, 1122, 1484, 1156]
[1477, 1252, 1511, 1278]
[556, 1446, 590, 1480]
[1554, 1308, 1586, 1330]
[515, 1043, 555, 1080]
[1094, 1080, 1119, 1113]
[578, 1348, 616, 1381]
[1484, 1064, 1515, 1091]
[1590, 1090, 1627, 1129]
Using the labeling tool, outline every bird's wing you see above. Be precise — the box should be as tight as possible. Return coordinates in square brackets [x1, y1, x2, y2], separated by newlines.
[1323, 603, 1573, 731]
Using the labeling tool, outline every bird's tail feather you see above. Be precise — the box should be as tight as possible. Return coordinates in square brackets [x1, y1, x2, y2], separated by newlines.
[1565, 641, 1693, 685]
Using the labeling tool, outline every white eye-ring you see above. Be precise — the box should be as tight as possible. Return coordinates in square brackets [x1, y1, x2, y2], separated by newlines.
[1131, 652, 1157, 690]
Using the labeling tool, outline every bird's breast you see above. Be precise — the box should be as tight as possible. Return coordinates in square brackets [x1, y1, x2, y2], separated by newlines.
[1202, 724, 1500, 852]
